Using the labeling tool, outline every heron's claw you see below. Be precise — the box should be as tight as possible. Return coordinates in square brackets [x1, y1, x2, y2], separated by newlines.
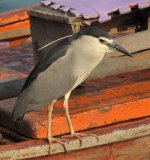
[86, 133, 99, 142]
[47, 137, 68, 153]
[62, 133, 82, 146]
[62, 132, 99, 147]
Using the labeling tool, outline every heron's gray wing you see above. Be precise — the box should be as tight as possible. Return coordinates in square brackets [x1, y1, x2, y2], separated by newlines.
[12, 52, 78, 121]
[22, 37, 72, 92]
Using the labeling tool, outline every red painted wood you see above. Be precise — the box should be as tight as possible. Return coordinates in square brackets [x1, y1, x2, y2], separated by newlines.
[0, 69, 150, 138]
[0, 117, 150, 159]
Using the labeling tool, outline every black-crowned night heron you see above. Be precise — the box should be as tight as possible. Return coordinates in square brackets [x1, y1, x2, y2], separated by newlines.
[12, 27, 132, 149]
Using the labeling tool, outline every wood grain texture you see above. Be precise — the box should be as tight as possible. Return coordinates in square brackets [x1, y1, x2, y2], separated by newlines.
[90, 50, 150, 79]
[0, 8, 28, 26]
[0, 28, 31, 41]
[0, 117, 150, 159]
[28, 6, 82, 24]
[35, 135, 150, 160]
[0, 69, 150, 138]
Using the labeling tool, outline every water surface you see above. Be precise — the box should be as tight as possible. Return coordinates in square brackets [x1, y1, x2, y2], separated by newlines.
[0, 0, 41, 13]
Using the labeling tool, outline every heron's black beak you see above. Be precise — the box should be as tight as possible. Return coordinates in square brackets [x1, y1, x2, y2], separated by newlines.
[106, 42, 132, 57]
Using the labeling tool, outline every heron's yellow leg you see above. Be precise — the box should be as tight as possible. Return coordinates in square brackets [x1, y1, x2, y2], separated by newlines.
[64, 92, 83, 143]
[63, 92, 75, 134]
[47, 100, 67, 153]
[63, 92, 99, 146]
[47, 100, 55, 142]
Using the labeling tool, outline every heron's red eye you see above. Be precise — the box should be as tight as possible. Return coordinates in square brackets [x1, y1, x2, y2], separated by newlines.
[99, 39, 105, 43]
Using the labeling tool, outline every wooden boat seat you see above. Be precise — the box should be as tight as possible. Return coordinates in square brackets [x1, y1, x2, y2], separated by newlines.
[0, 69, 150, 138]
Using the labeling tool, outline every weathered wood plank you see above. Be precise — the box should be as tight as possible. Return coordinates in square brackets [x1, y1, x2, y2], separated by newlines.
[90, 50, 150, 79]
[9, 36, 30, 47]
[0, 69, 150, 138]
[0, 9, 28, 27]
[115, 30, 150, 52]
[112, 136, 150, 160]
[0, 4, 38, 27]
[28, 6, 82, 25]
[0, 20, 30, 32]
[34, 135, 150, 160]
[0, 117, 150, 159]
[0, 28, 31, 41]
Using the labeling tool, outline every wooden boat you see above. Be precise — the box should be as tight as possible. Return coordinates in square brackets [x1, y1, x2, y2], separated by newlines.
[0, 0, 41, 49]
[0, 1, 150, 159]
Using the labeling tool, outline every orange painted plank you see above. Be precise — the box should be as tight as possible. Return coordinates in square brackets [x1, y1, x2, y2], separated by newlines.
[0, 69, 150, 138]
[0, 72, 27, 81]
[0, 20, 30, 47]
[9, 36, 30, 47]
[35, 82, 150, 138]
[0, 20, 30, 32]
[0, 8, 28, 26]
[0, 4, 39, 26]
[0, 117, 150, 159]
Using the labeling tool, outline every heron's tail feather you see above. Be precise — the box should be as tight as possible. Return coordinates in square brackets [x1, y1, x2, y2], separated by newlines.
[12, 94, 27, 122]
[12, 93, 48, 121]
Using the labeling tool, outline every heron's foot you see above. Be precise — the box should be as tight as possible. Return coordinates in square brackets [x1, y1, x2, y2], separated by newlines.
[80, 133, 99, 142]
[47, 137, 68, 153]
[63, 132, 99, 146]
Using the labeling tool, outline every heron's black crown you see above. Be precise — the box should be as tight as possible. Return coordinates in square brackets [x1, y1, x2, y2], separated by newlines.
[73, 27, 111, 40]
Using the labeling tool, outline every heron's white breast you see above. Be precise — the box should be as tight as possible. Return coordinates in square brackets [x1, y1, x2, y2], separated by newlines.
[68, 35, 105, 89]
[70, 35, 104, 75]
